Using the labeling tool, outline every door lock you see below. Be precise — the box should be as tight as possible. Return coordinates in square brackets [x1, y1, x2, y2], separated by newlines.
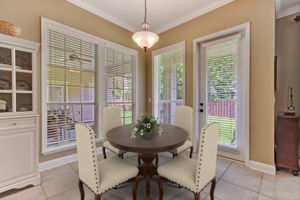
[199, 109, 204, 113]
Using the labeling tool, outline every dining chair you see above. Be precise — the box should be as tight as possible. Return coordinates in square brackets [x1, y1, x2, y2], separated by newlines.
[156, 123, 219, 200]
[170, 106, 194, 158]
[75, 123, 139, 200]
[103, 106, 125, 159]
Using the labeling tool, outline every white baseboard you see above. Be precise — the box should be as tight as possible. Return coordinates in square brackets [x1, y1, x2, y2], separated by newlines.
[248, 160, 276, 175]
[0, 175, 41, 193]
[39, 147, 103, 172]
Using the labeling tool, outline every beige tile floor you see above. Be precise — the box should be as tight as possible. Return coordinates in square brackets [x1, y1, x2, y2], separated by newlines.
[0, 152, 299, 200]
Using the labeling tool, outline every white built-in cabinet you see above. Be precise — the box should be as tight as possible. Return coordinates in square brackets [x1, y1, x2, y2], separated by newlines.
[0, 34, 40, 193]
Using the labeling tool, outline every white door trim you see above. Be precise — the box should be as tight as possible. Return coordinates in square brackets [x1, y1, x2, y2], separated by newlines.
[193, 23, 250, 165]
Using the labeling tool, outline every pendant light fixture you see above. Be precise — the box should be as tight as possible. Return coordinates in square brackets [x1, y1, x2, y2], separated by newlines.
[132, 0, 159, 52]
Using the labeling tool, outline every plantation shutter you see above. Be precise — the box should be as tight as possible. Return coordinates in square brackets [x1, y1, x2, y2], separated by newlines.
[105, 46, 136, 124]
[203, 34, 241, 149]
[46, 29, 98, 149]
[156, 48, 184, 124]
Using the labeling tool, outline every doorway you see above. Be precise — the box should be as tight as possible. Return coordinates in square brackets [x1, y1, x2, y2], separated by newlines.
[193, 23, 250, 162]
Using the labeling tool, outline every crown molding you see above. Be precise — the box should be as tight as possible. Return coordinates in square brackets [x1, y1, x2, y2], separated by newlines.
[277, 4, 300, 19]
[67, 0, 235, 34]
[66, 0, 138, 33]
[154, 0, 235, 34]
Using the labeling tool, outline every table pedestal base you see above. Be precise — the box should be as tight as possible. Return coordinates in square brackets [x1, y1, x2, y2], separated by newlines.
[138, 153, 158, 200]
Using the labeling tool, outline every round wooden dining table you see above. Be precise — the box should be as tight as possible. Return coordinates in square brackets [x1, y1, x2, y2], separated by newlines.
[107, 124, 188, 200]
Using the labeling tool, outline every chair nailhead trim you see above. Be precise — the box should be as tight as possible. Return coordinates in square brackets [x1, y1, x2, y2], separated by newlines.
[195, 123, 216, 191]
[80, 123, 100, 194]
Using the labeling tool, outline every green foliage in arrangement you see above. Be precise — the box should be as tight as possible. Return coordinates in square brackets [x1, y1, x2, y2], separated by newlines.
[131, 114, 163, 138]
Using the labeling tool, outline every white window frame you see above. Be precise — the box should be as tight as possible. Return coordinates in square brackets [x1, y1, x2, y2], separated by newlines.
[152, 41, 185, 121]
[193, 23, 250, 165]
[41, 17, 139, 155]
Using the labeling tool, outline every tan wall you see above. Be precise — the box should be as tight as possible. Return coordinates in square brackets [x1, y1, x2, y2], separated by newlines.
[146, 0, 275, 165]
[0, 0, 146, 162]
[276, 13, 300, 115]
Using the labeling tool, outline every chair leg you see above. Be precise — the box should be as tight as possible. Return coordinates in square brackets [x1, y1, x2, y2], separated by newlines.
[119, 153, 124, 159]
[155, 154, 159, 166]
[102, 147, 107, 159]
[189, 146, 194, 158]
[157, 176, 164, 200]
[210, 177, 216, 200]
[194, 192, 200, 200]
[78, 180, 85, 200]
[132, 177, 139, 200]
[95, 194, 101, 200]
[138, 154, 141, 165]
[172, 153, 178, 158]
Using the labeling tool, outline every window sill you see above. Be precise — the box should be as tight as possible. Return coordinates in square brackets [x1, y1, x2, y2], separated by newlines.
[42, 138, 103, 155]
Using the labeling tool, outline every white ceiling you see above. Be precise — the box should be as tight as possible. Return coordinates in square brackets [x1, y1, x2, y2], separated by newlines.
[276, 0, 300, 19]
[67, 0, 235, 33]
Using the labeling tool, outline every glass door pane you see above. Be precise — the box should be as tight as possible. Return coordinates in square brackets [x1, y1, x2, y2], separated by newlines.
[0, 47, 12, 67]
[16, 72, 32, 91]
[0, 70, 12, 90]
[16, 94, 32, 112]
[200, 38, 242, 160]
[0, 93, 12, 112]
[16, 50, 32, 70]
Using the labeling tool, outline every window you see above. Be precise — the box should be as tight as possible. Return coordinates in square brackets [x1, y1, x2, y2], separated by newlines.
[41, 18, 139, 154]
[153, 42, 185, 124]
[105, 46, 137, 124]
[44, 29, 97, 152]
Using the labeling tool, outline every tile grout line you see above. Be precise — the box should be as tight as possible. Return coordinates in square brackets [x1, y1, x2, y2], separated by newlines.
[219, 161, 265, 195]
[221, 178, 263, 195]
[218, 161, 233, 181]
[211, 161, 232, 200]
[257, 172, 263, 200]
[40, 184, 49, 200]
[68, 163, 78, 173]
[259, 173, 277, 200]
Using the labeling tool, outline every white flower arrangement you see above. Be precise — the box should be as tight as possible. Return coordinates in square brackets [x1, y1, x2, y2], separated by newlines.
[131, 114, 163, 138]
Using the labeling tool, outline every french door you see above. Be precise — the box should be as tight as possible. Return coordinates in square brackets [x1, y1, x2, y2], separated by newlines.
[199, 34, 247, 161]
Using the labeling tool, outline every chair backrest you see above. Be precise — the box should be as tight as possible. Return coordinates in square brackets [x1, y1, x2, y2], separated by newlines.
[174, 106, 193, 140]
[103, 106, 122, 139]
[195, 123, 219, 192]
[75, 123, 100, 194]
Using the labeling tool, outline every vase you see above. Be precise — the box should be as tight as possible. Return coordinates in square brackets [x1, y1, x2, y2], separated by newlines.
[142, 131, 153, 140]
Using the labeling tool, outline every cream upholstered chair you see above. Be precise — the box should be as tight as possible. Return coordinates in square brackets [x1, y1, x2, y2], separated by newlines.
[170, 106, 194, 158]
[157, 123, 219, 200]
[103, 106, 125, 159]
[75, 123, 139, 200]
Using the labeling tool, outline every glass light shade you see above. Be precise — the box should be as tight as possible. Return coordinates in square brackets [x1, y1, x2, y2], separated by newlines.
[132, 31, 159, 51]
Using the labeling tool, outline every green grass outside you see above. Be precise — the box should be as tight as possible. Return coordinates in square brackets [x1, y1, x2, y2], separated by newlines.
[123, 111, 132, 124]
[208, 116, 237, 146]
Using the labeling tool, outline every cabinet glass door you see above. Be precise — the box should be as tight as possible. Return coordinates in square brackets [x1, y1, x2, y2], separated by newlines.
[15, 50, 33, 112]
[0, 47, 13, 112]
[0, 46, 33, 113]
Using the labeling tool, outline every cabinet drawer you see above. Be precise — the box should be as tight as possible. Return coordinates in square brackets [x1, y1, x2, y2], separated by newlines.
[0, 118, 36, 130]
